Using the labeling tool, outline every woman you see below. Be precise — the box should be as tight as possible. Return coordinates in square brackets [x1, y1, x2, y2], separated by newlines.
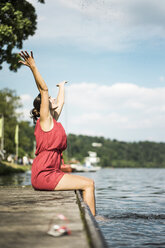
[19, 51, 96, 216]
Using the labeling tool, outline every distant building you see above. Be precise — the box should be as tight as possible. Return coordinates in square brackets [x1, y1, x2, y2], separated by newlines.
[84, 151, 100, 167]
[92, 142, 102, 147]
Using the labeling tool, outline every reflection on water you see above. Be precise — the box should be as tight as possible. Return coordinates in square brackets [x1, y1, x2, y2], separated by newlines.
[0, 170, 31, 186]
[0, 168, 165, 248]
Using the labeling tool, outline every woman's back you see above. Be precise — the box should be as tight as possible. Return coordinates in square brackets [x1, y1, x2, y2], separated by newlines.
[34, 118, 67, 155]
[31, 118, 67, 190]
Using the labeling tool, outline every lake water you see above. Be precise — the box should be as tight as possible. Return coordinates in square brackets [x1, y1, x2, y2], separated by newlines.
[0, 168, 165, 248]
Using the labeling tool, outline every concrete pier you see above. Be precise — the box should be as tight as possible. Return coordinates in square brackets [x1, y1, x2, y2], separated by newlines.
[0, 186, 108, 248]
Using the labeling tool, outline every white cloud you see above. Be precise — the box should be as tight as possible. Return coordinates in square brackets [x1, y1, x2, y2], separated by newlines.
[67, 82, 165, 112]
[30, 0, 165, 51]
[59, 82, 165, 141]
[20, 94, 33, 102]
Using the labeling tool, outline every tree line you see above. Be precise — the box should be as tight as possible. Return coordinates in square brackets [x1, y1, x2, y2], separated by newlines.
[0, 88, 34, 158]
[66, 134, 165, 168]
[1, 88, 165, 167]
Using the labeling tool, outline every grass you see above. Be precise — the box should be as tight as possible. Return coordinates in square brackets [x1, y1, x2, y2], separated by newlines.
[0, 161, 31, 176]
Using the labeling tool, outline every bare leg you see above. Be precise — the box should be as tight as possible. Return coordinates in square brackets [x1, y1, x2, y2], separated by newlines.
[55, 174, 96, 216]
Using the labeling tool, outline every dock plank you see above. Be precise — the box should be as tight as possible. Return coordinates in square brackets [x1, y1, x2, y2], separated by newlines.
[0, 186, 89, 248]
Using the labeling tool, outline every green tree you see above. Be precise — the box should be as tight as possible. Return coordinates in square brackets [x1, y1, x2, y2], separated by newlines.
[19, 121, 35, 157]
[0, 88, 21, 154]
[0, 88, 35, 157]
[0, 0, 44, 71]
[67, 134, 165, 168]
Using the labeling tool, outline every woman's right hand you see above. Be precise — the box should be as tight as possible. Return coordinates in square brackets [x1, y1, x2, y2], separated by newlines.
[19, 51, 36, 69]
[56, 81, 68, 87]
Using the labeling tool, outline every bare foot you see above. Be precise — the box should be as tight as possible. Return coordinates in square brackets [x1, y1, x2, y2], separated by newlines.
[95, 215, 109, 222]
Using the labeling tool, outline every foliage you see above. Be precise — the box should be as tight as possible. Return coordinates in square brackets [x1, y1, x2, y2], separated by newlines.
[0, 88, 21, 154]
[19, 121, 34, 157]
[0, 161, 31, 175]
[0, 88, 35, 157]
[66, 134, 165, 168]
[0, 0, 44, 71]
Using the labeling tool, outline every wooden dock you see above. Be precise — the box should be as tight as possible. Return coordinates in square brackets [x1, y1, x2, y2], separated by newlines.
[0, 186, 108, 248]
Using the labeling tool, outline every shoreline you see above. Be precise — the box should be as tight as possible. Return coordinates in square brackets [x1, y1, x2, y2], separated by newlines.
[0, 161, 31, 176]
[0, 160, 164, 177]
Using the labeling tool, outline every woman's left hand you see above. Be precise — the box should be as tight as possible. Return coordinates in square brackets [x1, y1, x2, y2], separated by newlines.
[19, 51, 36, 68]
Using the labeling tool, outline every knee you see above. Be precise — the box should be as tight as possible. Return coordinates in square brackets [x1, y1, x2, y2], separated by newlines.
[86, 179, 95, 189]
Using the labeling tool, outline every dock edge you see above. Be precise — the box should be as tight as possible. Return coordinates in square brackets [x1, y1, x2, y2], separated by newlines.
[75, 190, 109, 248]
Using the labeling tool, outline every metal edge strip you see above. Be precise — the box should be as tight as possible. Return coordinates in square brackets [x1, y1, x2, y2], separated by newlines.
[75, 190, 109, 248]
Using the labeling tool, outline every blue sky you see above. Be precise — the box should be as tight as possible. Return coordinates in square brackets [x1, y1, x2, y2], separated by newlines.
[1, 0, 165, 141]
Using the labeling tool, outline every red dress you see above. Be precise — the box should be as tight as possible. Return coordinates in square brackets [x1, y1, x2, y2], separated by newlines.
[31, 118, 67, 190]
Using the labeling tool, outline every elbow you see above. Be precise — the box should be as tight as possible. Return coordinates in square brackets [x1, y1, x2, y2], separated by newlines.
[40, 86, 48, 92]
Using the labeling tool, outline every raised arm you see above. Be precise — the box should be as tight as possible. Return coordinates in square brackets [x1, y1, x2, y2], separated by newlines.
[19, 51, 52, 130]
[49, 81, 67, 121]
[19, 51, 48, 92]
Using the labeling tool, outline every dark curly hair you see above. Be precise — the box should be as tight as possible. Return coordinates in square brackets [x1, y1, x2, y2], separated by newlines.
[30, 93, 41, 124]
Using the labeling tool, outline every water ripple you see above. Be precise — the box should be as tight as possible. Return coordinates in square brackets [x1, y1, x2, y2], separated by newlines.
[107, 213, 165, 220]
[93, 168, 165, 248]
